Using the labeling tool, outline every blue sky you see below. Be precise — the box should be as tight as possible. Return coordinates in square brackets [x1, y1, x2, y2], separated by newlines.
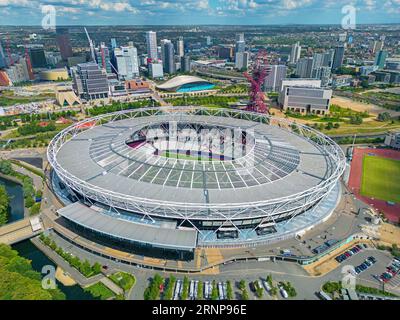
[0, 0, 399, 25]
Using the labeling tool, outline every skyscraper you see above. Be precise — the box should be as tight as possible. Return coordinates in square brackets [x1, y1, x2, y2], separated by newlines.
[332, 46, 345, 70]
[146, 31, 158, 61]
[181, 55, 191, 73]
[322, 50, 335, 68]
[264, 65, 287, 92]
[161, 40, 175, 74]
[176, 37, 184, 57]
[374, 50, 388, 69]
[296, 57, 313, 78]
[235, 33, 245, 54]
[56, 28, 73, 61]
[235, 52, 250, 70]
[206, 36, 212, 46]
[290, 42, 301, 64]
[72, 62, 109, 101]
[312, 53, 325, 71]
[312, 66, 332, 87]
[113, 46, 139, 80]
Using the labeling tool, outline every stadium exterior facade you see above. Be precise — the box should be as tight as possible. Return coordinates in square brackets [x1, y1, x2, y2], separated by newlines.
[48, 106, 345, 260]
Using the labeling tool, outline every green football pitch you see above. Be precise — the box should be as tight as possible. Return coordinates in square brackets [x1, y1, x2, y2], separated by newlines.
[360, 155, 400, 203]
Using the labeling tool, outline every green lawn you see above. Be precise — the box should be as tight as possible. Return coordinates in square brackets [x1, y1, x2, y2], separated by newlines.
[84, 282, 115, 300]
[109, 272, 136, 292]
[361, 155, 400, 203]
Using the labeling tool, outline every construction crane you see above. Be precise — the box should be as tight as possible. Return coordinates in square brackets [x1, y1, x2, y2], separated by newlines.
[84, 27, 96, 63]
[243, 50, 270, 114]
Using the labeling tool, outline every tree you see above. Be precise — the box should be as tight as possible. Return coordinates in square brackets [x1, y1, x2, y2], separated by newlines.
[238, 280, 246, 291]
[181, 276, 189, 300]
[349, 115, 363, 125]
[197, 281, 203, 300]
[211, 280, 219, 300]
[377, 112, 391, 122]
[0, 244, 65, 300]
[226, 281, 233, 300]
[241, 288, 249, 300]
[92, 262, 102, 275]
[0, 185, 10, 226]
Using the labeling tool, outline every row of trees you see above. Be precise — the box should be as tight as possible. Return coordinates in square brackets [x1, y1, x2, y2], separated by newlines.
[0, 243, 65, 300]
[17, 122, 57, 137]
[143, 274, 164, 300]
[86, 99, 157, 117]
[39, 234, 101, 277]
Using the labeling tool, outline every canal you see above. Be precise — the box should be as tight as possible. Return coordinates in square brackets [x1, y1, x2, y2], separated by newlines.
[12, 240, 95, 300]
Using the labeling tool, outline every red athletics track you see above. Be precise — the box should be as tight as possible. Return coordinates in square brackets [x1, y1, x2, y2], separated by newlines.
[348, 148, 400, 223]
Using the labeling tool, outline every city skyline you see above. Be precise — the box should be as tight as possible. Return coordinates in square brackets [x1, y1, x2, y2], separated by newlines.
[0, 0, 400, 25]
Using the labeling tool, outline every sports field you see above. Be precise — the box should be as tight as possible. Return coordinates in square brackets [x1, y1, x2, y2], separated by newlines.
[360, 155, 400, 203]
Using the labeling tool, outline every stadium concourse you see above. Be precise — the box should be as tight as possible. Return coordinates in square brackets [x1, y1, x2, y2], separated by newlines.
[348, 147, 400, 223]
[48, 106, 345, 262]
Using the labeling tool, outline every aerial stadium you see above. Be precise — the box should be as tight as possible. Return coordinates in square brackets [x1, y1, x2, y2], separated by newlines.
[156, 75, 215, 92]
[48, 106, 345, 260]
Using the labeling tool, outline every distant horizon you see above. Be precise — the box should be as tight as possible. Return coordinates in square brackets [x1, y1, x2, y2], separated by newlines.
[1, 1, 399, 26]
[0, 23, 399, 27]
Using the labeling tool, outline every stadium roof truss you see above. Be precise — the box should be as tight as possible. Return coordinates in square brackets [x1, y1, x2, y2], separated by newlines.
[48, 106, 346, 236]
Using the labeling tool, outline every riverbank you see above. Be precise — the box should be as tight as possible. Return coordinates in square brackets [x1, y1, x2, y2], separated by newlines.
[12, 239, 95, 300]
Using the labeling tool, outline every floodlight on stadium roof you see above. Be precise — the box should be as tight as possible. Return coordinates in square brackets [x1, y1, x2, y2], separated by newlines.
[48, 106, 345, 227]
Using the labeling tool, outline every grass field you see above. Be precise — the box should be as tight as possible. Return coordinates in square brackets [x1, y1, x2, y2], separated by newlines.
[360, 155, 400, 203]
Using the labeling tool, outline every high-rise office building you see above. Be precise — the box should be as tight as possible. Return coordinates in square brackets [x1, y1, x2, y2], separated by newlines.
[146, 31, 158, 60]
[161, 40, 175, 74]
[176, 37, 184, 57]
[181, 55, 191, 73]
[113, 46, 139, 80]
[296, 57, 313, 78]
[72, 62, 109, 101]
[322, 50, 335, 68]
[289, 42, 301, 64]
[29, 47, 47, 68]
[235, 52, 250, 70]
[206, 36, 212, 46]
[264, 65, 287, 92]
[312, 66, 332, 87]
[374, 50, 388, 69]
[0, 41, 7, 69]
[56, 27, 73, 61]
[332, 46, 345, 70]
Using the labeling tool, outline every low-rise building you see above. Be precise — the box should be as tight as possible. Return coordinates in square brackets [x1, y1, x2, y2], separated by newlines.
[384, 132, 400, 150]
[279, 86, 332, 115]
